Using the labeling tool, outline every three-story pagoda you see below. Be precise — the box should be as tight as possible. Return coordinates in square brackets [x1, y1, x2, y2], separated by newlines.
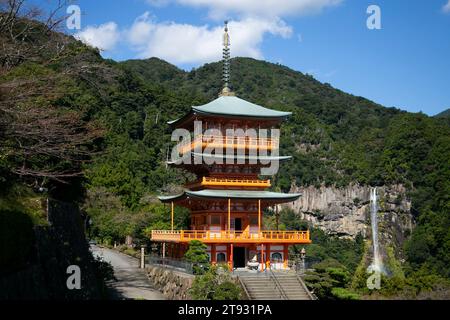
[150, 22, 311, 270]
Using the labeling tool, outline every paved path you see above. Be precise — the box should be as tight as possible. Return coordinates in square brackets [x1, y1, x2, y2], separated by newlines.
[91, 245, 165, 300]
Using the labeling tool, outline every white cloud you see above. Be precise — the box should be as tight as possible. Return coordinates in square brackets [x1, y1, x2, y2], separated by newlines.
[125, 13, 292, 64]
[74, 1, 343, 65]
[176, 0, 342, 19]
[127, 12, 156, 45]
[146, 0, 170, 7]
[74, 22, 120, 51]
[443, 0, 450, 13]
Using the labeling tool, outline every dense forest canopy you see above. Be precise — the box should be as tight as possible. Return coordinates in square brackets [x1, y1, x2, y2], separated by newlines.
[1, 2, 449, 299]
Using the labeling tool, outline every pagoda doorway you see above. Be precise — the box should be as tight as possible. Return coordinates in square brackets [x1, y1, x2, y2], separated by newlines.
[234, 246, 246, 268]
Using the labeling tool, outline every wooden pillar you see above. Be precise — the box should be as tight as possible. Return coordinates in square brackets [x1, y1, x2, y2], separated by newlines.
[171, 201, 174, 232]
[283, 244, 288, 269]
[226, 245, 230, 268]
[265, 244, 271, 269]
[258, 199, 261, 233]
[230, 244, 234, 270]
[211, 244, 216, 265]
[260, 244, 264, 271]
[228, 198, 231, 235]
[162, 242, 166, 259]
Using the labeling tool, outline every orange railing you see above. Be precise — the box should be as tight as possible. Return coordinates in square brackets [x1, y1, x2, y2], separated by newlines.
[179, 135, 279, 154]
[150, 230, 311, 244]
[200, 177, 271, 188]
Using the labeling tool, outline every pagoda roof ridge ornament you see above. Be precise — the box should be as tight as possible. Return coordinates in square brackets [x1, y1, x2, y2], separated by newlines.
[219, 20, 235, 97]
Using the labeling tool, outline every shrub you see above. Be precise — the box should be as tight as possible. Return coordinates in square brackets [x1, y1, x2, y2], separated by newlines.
[185, 240, 210, 275]
[326, 267, 351, 287]
[304, 259, 356, 300]
[189, 265, 242, 300]
[331, 287, 360, 300]
[213, 281, 242, 300]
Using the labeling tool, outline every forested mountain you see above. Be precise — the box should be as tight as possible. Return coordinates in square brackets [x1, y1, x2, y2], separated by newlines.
[1, 10, 449, 299]
[122, 57, 449, 224]
[120, 58, 450, 297]
[434, 108, 450, 118]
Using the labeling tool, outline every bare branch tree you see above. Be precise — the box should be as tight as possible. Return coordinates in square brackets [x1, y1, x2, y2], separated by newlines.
[0, 0, 106, 184]
[0, 0, 74, 72]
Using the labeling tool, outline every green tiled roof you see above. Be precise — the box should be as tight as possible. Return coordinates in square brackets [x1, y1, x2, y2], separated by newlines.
[167, 96, 291, 126]
[158, 189, 301, 203]
[193, 96, 291, 118]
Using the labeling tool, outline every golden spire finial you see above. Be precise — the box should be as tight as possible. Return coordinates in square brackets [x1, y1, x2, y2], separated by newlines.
[220, 20, 235, 97]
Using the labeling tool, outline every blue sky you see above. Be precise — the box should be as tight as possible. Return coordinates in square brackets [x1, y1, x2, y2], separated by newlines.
[56, 0, 450, 115]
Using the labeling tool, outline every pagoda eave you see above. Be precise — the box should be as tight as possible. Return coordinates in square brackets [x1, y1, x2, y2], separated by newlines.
[158, 189, 301, 204]
[166, 153, 292, 167]
[167, 96, 292, 128]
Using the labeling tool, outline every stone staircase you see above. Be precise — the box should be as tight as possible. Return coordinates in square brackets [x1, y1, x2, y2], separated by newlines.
[239, 275, 284, 300]
[274, 273, 313, 300]
[238, 271, 315, 300]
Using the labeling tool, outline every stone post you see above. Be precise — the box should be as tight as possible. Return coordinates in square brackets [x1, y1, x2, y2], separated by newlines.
[140, 246, 145, 269]
[300, 247, 306, 274]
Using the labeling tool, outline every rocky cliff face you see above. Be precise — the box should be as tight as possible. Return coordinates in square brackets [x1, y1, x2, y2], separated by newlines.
[286, 184, 415, 249]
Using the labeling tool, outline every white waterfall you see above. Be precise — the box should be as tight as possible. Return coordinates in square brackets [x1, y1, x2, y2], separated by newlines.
[370, 187, 383, 272]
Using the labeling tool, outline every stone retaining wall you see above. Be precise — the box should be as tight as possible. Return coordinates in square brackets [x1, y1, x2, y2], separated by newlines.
[145, 265, 194, 300]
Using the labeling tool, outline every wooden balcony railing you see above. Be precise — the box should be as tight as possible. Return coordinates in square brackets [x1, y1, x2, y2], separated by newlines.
[199, 177, 271, 188]
[179, 135, 279, 154]
[150, 230, 311, 244]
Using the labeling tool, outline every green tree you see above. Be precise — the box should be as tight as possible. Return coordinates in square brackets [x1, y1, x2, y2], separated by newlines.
[189, 265, 242, 300]
[185, 240, 210, 275]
